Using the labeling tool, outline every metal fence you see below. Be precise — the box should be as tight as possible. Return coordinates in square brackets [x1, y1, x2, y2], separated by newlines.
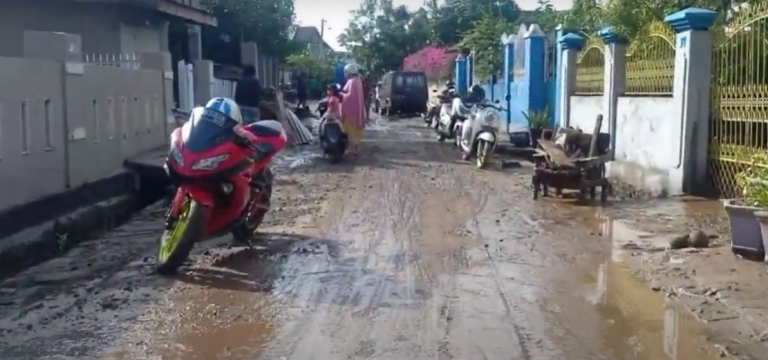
[708, 3, 768, 197]
[625, 20, 676, 95]
[84, 53, 140, 69]
[574, 35, 605, 95]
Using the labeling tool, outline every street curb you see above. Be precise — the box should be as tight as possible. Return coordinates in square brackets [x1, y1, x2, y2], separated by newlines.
[0, 172, 168, 281]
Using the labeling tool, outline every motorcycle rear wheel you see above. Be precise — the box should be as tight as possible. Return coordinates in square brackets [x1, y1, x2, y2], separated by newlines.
[156, 199, 205, 275]
[232, 176, 274, 243]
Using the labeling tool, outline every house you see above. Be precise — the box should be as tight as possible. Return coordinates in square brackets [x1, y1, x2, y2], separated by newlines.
[0, 0, 217, 59]
[291, 26, 334, 61]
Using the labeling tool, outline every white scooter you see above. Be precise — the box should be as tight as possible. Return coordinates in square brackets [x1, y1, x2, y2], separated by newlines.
[437, 94, 473, 142]
[454, 99, 503, 169]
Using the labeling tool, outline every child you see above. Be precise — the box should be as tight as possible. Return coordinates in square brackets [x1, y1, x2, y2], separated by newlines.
[324, 83, 343, 120]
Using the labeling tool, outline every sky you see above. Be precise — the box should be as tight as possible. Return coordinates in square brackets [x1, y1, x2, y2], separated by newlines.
[294, 0, 575, 50]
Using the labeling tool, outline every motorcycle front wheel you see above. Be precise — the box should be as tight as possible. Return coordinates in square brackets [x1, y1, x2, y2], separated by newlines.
[156, 199, 206, 275]
[476, 140, 492, 169]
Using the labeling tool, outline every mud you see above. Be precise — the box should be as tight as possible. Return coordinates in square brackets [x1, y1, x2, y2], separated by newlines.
[0, 116, 764, 359]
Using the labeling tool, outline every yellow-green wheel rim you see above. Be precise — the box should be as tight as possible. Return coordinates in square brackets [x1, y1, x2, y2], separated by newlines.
[158, 200, 191, 262]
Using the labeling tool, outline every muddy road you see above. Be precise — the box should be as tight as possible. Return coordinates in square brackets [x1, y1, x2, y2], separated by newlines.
[0, 117, 739, 359]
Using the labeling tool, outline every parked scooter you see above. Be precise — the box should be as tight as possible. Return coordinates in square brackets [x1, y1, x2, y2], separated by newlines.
[436, 92, 475, 142]
[455, 99, 503, 169]
[425, 83, 456, 127]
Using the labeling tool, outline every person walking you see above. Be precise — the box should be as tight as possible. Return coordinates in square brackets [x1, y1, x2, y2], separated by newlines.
[340, 64, 366, 155]
[296, 72, 308, 108]
[234, 64, 262, 124]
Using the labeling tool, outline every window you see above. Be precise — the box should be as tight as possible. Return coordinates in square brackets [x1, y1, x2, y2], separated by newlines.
[107, 98, 115, 140]
[20, 102, 29, 154]
[393, 74, 426, 88]
[44, 100, 52, 150]
[92, 100, 100, 143]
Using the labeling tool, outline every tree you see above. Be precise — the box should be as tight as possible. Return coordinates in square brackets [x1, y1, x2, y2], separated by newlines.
[429, 0, 522, 45]
[532, 0, 562, 34]
[456, 14, 514, 80]
[202, 0, 299, 65]
[560, 0, 604, 35]
[402, 46, 455, 82]
[285, 51, 333, 79]
[339, 0, 430, 77]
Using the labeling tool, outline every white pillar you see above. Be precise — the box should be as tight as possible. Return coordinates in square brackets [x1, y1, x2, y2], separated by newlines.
[664, 8, 717, 193]
[598, 28, 627, 158]
[556, 32, 584, 128]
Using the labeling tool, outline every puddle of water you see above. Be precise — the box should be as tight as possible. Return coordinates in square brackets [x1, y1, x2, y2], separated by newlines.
[272, 148, 322, 169]
[365, 116, 392, 132]
[579, 208, 725, 360]
[587, 259, 723, 360]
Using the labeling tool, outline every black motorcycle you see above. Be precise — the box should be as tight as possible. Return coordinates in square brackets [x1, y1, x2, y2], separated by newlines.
[318, 116, 348, 163]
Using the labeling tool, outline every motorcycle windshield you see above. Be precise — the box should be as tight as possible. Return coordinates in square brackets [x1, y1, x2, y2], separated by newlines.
[180, 107, 239, 153]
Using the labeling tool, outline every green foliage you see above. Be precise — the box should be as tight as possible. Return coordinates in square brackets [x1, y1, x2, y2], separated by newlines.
[736, 154, 768, 207]
[531, 0, 562, 34]
[339, 0, 431, 78]
[285, 51, 333, 78]
[599, 0, 762, 39]
[338, 0, 534, 78]
[202, 0, 298, 64]
[429, 0, 521, 46]
[561, 0, 604, 35]
[522, 107, 552, 129]
[456, 14, 513, 80]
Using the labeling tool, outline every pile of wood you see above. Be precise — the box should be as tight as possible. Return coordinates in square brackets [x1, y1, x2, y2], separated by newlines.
[553, 115, 610, 159]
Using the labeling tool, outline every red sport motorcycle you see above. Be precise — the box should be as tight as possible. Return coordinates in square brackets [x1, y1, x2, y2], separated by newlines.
[158, 108, 287, 275]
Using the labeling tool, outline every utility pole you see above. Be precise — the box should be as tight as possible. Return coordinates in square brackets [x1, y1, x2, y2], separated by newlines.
[320, 19, 326, 39]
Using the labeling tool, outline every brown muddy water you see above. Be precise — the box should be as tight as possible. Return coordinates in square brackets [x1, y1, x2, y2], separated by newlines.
[0, 118, 756, 360]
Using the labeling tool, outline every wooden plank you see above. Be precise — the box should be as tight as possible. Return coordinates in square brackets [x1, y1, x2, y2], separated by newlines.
[537, 139, 574, 166]
[588, 114, 603, 157]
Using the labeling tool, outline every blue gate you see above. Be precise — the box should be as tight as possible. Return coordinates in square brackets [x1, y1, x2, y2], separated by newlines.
[456, 24, 558, 143]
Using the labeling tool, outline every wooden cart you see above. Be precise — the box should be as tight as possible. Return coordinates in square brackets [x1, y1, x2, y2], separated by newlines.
[531, 115, 611, 202]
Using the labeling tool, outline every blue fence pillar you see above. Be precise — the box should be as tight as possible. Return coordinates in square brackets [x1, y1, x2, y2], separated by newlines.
[501, 34, 515, 132]
[454, 55, 467, 97]
[523, 24, 547, 120]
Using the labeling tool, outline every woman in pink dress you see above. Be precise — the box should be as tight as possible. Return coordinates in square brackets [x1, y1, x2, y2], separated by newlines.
[340, 64, 366, 155]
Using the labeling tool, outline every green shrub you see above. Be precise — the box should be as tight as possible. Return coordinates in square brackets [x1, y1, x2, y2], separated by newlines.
[522, 107, 552, 129]
[736, 153, 768, 207]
